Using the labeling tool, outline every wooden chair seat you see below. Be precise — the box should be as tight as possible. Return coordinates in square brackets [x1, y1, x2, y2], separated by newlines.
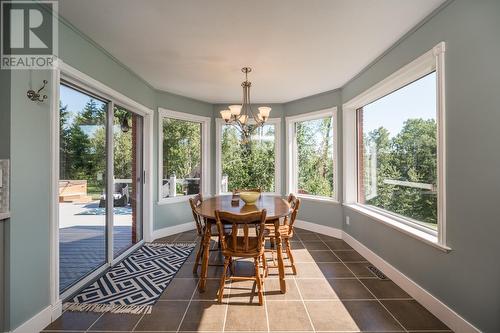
[265, 224, 293, 238]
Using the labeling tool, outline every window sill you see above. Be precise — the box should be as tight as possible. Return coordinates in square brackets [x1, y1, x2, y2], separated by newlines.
[157, 195, 195, 205]
[343, 203, 451, 253]
[296, 194, 340, 204]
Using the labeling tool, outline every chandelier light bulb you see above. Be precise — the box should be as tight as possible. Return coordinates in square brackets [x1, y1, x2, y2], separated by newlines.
[239, 114, 248, 124]
[258, 106, 271, 120]
[228, 105, 242, 116]
[220, 109, 232, 122]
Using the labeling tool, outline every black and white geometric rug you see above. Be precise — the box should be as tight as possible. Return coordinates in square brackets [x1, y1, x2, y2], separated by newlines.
[64, 242, 195, 315]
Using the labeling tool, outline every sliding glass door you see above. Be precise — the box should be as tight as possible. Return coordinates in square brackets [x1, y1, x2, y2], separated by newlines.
[112, 106, 143, 258]
[58, 82, 144, 296]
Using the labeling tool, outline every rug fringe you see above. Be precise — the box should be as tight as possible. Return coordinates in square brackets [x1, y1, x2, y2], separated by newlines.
[146, 242, 196, 248]
[64, 302, 152, 315]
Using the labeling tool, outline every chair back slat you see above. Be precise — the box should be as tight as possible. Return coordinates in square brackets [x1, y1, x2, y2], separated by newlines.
[243, 224, 249, 251]
[215, 209, 267, 255]
[189, 194, 204, 236]
[287, 195, 301, 234]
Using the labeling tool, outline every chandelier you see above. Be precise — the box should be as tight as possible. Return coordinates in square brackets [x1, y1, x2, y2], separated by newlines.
[219, 67, 271, 138]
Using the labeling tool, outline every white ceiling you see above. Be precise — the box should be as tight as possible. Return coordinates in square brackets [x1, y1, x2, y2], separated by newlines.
[59, 0, 445, 103]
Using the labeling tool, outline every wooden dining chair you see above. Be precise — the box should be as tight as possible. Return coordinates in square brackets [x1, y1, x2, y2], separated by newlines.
[189, 194, 224, 274]
[214, 209, 268, 305]
[265, 194, 301, 275]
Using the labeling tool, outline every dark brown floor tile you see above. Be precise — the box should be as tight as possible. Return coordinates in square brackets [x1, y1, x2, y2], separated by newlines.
[208, 250, 225, 264]
[309, 250, 340, 262]
[232, 259, 261, 277]
[159, 278, 198, 300]
[88, 312, 140, 331]
[323, 238, 353, 250]
[175, 232, 199, 242]
[134, 300, 188, 331]
[294, 228, 314, 234]
[407, 331, 452, 333]
[295, 278, 338, 299]
[226, 279, 262, 305]
[267, 301, 313, 331]
[360, 279, 411, 299]
[327, 279, 374, 299]
[225, 303, 268, 331]
[342, 300, 404, 331]
[179, 301, 226, 331]
[302, 241, 330, 251]
[317, 262, 354, 278]
[382, 300, 450, 331]
[297, 233, 321, 241]
[266, 265, 296, 278]
[288, 240, 305, 249]
[44, 311, 101, 331]
[184, 247, 199, 263]
[154, 234, 178, 243]
[344, 262, 377, 278]
[193, 279, 223, 301]
[264, 278, 301, 300]
[184, 262, 225, 278]
[316, 234, 341, 241]
[304, 300, 362, 332]
[334, 250, 367, 262]
[175, 261, 198, 278]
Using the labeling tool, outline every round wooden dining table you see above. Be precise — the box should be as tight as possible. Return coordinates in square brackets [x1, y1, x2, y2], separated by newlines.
[196, 195, 291, 293]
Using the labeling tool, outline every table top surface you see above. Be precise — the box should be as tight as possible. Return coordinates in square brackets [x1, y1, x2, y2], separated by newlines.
[196, 195, 291, 220]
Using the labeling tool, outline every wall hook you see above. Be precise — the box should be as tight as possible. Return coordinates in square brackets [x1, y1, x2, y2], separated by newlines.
[27, 80, 48, 102]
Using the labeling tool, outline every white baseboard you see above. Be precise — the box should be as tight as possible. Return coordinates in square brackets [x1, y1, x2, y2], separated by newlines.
[10, 300, 62, 333]
[51, 299, 62, 321]
[151, 221, 196, 241]
[294, 219, 343, 238]
[294, 219, 480, 333]
[342, 232, 480, 333]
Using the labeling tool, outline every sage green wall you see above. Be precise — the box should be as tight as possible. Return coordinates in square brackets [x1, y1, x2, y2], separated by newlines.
[6, 14, 158, 330]
[283, 90, 343, 229]
[341, 0, 500, 331]
[8, 68, 53, 331]
[0, 66, 10, 333]
[154, 91, 213, 230]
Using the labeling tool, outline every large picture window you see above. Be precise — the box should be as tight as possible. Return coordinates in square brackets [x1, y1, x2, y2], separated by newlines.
[286, 108, 337, 201]
[158, 109, 210, 203]
[357, 72, 437, 229]
[343, 42, 446, 248]
[216, 118, 280, 194]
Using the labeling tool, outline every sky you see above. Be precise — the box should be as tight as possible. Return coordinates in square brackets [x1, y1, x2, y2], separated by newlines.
[60, 84, 106, 124]
[362, 72, 436, 137]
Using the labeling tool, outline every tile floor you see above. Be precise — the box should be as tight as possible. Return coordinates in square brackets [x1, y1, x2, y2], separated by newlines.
[43, 228, 452, 332]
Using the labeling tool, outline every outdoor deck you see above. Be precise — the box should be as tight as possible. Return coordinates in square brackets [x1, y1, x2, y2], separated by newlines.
[59, 201, 134, 292]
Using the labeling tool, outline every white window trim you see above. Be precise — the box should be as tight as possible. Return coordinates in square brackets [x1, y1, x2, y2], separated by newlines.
[342, 42, 448, 250]
[215, 117, 281, 195]
[158, 108, 211, 204]
[285, 107, 339, 203]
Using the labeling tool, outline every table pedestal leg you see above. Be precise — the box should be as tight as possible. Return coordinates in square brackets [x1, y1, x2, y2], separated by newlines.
[198, 222, 211, 292]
